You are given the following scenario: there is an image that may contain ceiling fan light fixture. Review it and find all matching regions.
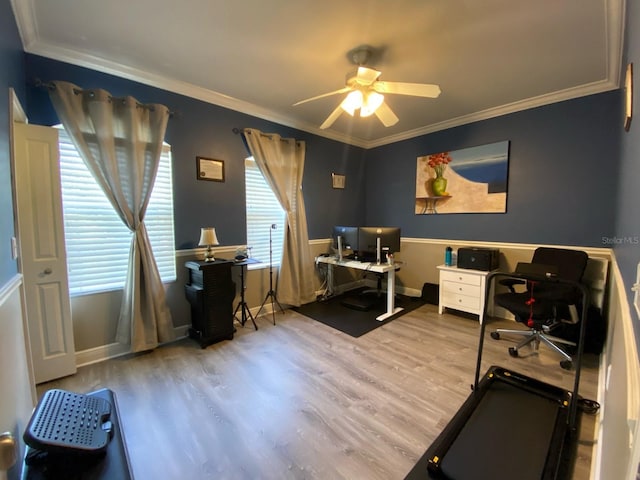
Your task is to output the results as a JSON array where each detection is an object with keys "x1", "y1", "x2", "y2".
[
  {"x1": 360, "y1": 91, "x2": 384, "y2": 117},
  {"x1": 341, "y1": 90, "x2": 363, "y2": 116},
  {"x1": 294, "y1": 45, "x2": 440, "y2": 129}
]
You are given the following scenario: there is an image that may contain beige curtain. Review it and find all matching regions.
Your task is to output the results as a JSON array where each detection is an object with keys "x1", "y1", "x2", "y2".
[
  {"x1": 243, "y1": 128, "x2": 316, "y2": 306},
  {"x1": 49, "y1": 81, "x2": 174, "y2": 352}
]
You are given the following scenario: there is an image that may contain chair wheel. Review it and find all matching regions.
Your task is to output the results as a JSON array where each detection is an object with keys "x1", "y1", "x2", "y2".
[
  {"x1": 508, "y1": 347, "x2": 519, "y2": 357},
  {"x1": 560, "y1": 360, "x2": 573, "y2": 370},
  {"x1": 490, "y1": 331, "x2": 500, "y2": 340}
]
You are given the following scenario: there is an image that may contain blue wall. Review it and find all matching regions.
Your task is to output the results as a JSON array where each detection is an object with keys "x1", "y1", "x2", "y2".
[
  {"x1": 5, "y1": 9, "x2": 635, "y2": 344},
  {"x1": 0, "y1": 0, "x2": 25, "y2": 285},
  {"x1": 20, "y1": 54, "x2": 625, "y2": 255},
  {"x1": 25, "y1": 54, "x2": 368, "y2": 249},
  {"x1": 364, "y1": 92, "x2": 620, "y2": 247}
]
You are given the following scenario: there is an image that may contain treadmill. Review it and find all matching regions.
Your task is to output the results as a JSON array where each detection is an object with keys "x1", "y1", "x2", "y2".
[{"x1": 405, "y1": 270, "x2": 592, "y2": 480}]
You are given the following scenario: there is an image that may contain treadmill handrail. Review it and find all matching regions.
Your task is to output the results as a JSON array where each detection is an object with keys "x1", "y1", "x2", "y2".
[{"x1": 475, "y1": 270, "x2": 590, "y2": 429}]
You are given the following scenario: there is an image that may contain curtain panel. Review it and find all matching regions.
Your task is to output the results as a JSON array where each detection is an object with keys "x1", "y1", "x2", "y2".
[
  {"x1": 49, "y1": 81, "x2": 174, "y2": 352},
  {"x1": 242, "y1": 128, "x2": 316, "y2": 307}
]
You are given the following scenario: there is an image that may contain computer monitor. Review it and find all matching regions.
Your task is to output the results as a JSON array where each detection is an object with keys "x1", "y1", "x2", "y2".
[
  {"x1": 332, "y1": 226, "x2": 359, "y2": 260},
  {"x1": 357, "y1": 226, "x2": 401, "y2": 263}
]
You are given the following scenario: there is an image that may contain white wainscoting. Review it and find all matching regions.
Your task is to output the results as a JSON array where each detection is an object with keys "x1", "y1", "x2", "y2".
[
  {"x1": 0, "y1": 275, "x2": 35, "y2": 479},
  {"x1": 592, "y1": 256, "x2": 640, "y2": 480}
]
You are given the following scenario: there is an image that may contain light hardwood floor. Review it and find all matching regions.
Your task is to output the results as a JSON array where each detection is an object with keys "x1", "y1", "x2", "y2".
[{"x1": 38, "y1": 304, "x2": 600, "y2": 479}]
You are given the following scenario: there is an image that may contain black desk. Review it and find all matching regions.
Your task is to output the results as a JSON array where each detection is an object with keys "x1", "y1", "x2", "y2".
[
  {"x1": 233, "y1": 258, "x2": 260, "y2": 330},
  {"x1": 22, "y1": 388, "x2": 133, "y2": 480}
]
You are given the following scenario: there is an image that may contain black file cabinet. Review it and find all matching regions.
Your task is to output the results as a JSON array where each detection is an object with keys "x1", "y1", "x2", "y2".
[{"x1": 184, "y1": 260, "x2": 235, "y2": 348}]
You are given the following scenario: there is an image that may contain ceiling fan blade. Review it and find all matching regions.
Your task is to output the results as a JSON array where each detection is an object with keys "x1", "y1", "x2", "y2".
[
  {"x1": 373, "y1": 81, "x2": 441, "y2": 98},
  {"x1": 319, "y1": 103, "x2": 345, "y2": 129},
  {"x1": 356, "y1": 66, "x2": 382, "y2": 84},
  {"x1": 374, "y1": 102, "x2": 399, "y2": 127},
  {"x1": 293, "y1": 86, "x2": 352, "y2": 106}
]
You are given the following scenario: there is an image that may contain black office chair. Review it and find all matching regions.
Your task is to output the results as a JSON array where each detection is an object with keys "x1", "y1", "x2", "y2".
[{"x1": 490, "y1": 247, "x2": 588, "y2": 370}]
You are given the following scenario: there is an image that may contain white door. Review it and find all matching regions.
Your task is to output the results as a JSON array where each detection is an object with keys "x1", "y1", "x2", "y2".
[{"x1": 13, "y1": 123, "x2": 76, "y2": 384}]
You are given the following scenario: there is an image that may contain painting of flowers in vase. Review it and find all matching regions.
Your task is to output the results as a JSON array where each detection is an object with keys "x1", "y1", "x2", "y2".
[{"x1": 415, "y1": 140, "x2": 510, "y2": 214}]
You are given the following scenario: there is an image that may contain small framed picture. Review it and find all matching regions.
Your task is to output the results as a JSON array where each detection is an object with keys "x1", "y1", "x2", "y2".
[
  {"x1": 332, "y1": 173, "x2": 346, "y2": 189},
  {"x1": 197, "y1": 157, "x2": 225, "y2": 182},
  {"x1": 625, "y1": 62, "x2": 633, "y2": 132}
]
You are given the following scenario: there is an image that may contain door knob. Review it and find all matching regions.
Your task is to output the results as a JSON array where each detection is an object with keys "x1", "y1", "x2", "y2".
[
  {"x1": 43, "y1": 268, "x2": 52, "y2": 275},
  {"x1": 0, "y1": 432, "x2": 17, "y2": 472}
]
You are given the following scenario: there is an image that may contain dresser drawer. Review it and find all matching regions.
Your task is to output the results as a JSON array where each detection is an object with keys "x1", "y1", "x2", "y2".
[
  {"x1": 441, "y1": 291, "x2": 481, "y2": 312},
  {"x1": 442, "y1": 281, "x2": 481, "y2": 297},
  {"x1": 440, "y1": 269, "x2": 482, "y2": 286}
]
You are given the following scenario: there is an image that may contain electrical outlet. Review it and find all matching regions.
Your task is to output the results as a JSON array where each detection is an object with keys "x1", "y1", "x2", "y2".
[{"x1": 11, "y1": 236, "x2": 18, "y2": 260}]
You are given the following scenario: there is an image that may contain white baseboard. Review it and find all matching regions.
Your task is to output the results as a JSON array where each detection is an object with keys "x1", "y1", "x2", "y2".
[{"x1": 75, "y1": 324, "x2": 191, "y2": 367}]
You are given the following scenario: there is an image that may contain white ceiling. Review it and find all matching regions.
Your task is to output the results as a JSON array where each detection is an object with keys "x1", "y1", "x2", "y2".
[{"x1": 11, "y1": 0, "x2": 625, "y2": 148}]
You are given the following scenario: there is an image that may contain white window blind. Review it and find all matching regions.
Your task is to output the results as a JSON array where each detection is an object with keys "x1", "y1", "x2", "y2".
[
  {"x1": 245, "y1": 157, "x2": 285, "y2": 265},
  {"x1": 57, "y1": 126, "x2": 176, "y2": 296}
]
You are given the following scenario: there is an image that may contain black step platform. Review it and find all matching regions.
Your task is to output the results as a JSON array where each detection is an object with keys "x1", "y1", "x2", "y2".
[{"x1": 22, "y1": 388, "x2": 133, "y2": 480}]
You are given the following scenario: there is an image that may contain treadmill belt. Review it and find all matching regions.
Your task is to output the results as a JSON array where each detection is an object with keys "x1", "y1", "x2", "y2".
[{"x1": 440, "y1": 380, "x2": 560, "y2": 480}]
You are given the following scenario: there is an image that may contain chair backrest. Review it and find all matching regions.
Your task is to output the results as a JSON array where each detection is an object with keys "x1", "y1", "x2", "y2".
[{"x1": 531, "y1": 247, "x2": 588, "y2": 283}]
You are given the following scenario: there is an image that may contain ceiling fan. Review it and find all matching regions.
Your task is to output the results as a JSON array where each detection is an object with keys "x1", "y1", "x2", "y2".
[{"x1": 293, "y1": 46, "x2": 441, "y2": 129}]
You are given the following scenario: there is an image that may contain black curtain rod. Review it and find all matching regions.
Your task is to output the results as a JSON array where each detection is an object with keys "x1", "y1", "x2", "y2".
[
  {"x1": 237, "y1": 128, "x2": 302, "y2": 144},
  {"x1": 33, "y1": 78, "x2": 177, "y2": 117}
]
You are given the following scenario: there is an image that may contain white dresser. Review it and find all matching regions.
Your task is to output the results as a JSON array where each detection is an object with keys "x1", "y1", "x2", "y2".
[{"x1": 438, "y1": 265, "x2": 492, "y2": 324}]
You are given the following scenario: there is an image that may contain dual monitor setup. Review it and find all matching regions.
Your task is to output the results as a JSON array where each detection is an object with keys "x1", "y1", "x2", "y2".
[{"x1": 332, "y1": 225, "x2": 401, "y2": 263}]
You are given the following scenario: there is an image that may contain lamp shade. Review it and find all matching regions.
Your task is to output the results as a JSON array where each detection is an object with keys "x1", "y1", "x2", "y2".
[
  {"x1": 340, "y1": 90, "x2": 363, "y2": 116},
  {"x1": 198, "y1": 227, "x2": 219, "y2": 246},
  {"x1": 360, "y1": 91, "x2": 384, "y2": 117}
]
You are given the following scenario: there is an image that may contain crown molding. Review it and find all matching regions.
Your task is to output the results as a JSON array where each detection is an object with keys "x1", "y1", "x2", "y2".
[
  {"x1": 21, "y1": 40, "x2": 372, "y2": 149},
  {"x1": 365, "y1": 78, "x2": 620, "y2": 149},
  {"x1": 14, "y1": 0, "x2": 624, "y2": 150},
  {"x1": 24, "y1": 37, "x2": 618, "y2": 151},
  {"x1": 10, "y1": 0, "x2": 37, "y2": 50}
]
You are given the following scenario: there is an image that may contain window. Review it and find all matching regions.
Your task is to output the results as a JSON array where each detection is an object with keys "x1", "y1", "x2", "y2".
[
  {"x1": 57, "y1": 126, "x2": 176, "y2": 296},
  {"x1": 244, "y1": 157, "x2": 285, "y2": 265}
]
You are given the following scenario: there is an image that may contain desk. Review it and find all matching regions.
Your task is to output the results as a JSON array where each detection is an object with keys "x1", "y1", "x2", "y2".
[
  {"x1": 316, "y1": 256, "x2": 403, "y2": 321},
  {"x1": 232, "y1": 258, "x2": 260, "y2": 330}
]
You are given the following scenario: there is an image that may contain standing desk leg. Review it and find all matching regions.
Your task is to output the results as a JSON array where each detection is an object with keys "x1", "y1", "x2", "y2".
[{"x1": 375, "y1": 268, "x2": 403, "y2": 321}]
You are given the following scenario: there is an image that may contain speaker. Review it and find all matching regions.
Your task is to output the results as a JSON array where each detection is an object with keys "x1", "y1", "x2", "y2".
[
  {"x1": 421, "y1": 283, "x2": 439, "y2": 305},
  {"x1": 457, "y1": 247, "x2": 499, "y2": 271}
]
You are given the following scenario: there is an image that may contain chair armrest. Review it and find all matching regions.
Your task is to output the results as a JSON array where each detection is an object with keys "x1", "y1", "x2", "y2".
[{"x1": 499, "y1": 278, "x2": 526, "y2": 293}]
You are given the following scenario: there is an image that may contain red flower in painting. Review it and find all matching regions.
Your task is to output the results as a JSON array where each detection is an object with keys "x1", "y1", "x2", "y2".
[{"x1": 427, "y1": 151, "x2": 452, "y2": 177}]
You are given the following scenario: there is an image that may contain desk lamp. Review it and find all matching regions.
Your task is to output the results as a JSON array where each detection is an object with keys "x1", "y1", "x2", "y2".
[{"x1": 198, "y1": 227, "x2": 219, "y2": 262}]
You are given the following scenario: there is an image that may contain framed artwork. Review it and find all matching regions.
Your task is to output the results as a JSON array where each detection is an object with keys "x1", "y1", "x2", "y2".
[
  {"x1": 332, "y1": 173, "x2": 346, "y2": 189},
  {"x1": 197, "y1": 157, "x2": 225, "y2": 182},
  {"x1": 625, "y1": 62, "x2": 633, "y2": 132},
  {"x1": 415, "y1": 141, "x2": 510, "y2": 214}
]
